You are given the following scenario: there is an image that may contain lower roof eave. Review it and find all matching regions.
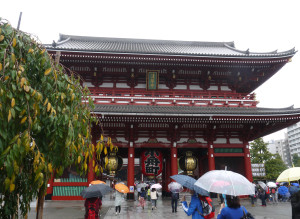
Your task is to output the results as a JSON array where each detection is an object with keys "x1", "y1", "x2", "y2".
[{"x1": 93, "y1": 111, "x2": 300, "y2": 118}]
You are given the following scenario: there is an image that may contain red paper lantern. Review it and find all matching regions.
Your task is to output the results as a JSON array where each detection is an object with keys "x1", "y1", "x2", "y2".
[{"x1": 141, "y1": 150, "x2": 163, "y2": 177}]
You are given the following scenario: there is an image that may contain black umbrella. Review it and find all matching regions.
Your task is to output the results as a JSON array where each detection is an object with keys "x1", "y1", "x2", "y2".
[{"x1": 80, "y1": 184, "x2": 113, "y2": 199}]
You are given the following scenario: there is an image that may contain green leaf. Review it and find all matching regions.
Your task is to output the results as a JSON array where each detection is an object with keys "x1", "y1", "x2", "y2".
[{"x1": 10, "y1": 108, "x2": 15, "y2": 118}]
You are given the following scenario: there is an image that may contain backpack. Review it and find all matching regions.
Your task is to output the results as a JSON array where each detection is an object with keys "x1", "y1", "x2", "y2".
[
  {"x1": 200, "y1": 197, "x2": 215, "y2": 219},
  {"x1": 240, "y1": 207, "x2": 255, "y2": 219},
  {"x1": 266, "y1": 187, "x2": 270, "y2": 194}
]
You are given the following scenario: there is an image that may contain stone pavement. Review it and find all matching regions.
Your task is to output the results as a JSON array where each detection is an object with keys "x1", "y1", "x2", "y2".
[{"x1": 27, "y1": 192, "x2": 292, "y2": 219}]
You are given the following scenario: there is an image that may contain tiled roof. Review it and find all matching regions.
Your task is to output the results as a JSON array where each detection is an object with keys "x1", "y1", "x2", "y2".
[
  {"x1": 94, "y1": 105, "x2": 300, "y2": 117},
  {"x1": 45, "y1": 34, "x2": 296, "y2": 58}
]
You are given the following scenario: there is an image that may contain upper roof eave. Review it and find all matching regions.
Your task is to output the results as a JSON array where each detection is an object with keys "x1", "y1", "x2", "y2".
[{"x1": 44, "y1": 34, "x2": 296, "y2": 59}]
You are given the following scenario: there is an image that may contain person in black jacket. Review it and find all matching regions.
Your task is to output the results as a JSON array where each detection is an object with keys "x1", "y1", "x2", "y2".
[
  {"x1": 171, "y1": 191, "x2": 179, "y2": 213},
  {"x1": 291, "y1": 189, "x2": 300, "y2": 219}
]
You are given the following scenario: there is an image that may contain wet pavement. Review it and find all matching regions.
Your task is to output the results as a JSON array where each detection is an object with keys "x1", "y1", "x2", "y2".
[{"x1": 27, "y1": 192, "x2": 292, "y2": 219}]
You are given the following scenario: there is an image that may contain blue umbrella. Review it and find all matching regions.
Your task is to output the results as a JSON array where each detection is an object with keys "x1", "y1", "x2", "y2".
[
  {"x1": 289, "y1": 186, "x2": 299, "y2": 195},
  {"x1": 170, "y1": 175, "x2": 209, "y2": 196},
  {"x1": 292, "y1": 183, "x2": 299, "y2": 187},
  {"x1": 278, "y1": 186, "x2": 288, "y2": 196}
]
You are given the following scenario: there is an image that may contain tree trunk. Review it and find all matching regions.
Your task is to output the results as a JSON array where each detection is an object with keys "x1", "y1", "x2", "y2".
[{"x1": 36, "y1": 188, "x2": 45, "y2": 219}]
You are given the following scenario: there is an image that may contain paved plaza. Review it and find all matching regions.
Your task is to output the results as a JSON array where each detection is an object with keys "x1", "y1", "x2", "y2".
[{"x1": 27, "y1": 192, "x2": 292, "y2": 219}]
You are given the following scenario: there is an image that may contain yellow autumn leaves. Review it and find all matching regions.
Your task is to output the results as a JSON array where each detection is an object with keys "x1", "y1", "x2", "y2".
[{"x1": 44, "y1": 68, "x2": 51, "y2": 76}]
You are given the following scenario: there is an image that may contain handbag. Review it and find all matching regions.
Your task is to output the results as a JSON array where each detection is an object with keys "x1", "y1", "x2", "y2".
[{"x1": 240, "y1": 207, "x2": 255, "y2": 219}]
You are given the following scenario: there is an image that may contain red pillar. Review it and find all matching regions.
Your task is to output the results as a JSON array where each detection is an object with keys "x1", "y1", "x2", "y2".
[
  {"x1": 46, "y1": 172, "x2": 55, "y2": 198},
  {"x1": 170, "y1": 146, "x2": 178, "y2": 177},
  {"x1": 127, "y1": 146, "x2": 135, "y2": 199},
  {"x1": 208, "y1": 143, "x2": 215, "y2": 171},
  {"x1": 244, "y1": 143, "x2": 253, "y2": 182}
]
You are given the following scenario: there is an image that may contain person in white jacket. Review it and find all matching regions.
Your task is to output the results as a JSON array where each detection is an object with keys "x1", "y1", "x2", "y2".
[
  {"x1": 114, "y1": 191, "x2": 124, "y2": 215},
  {"x1": 150, "y1": 188, "x2": 159, "y2": 210}
]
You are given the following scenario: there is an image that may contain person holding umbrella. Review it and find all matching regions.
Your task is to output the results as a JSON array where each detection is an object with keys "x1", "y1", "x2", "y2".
[
  {"x1": 114, "y1": 190, "x2": 124, "y2": 215},
  {"x1": 291, "y1": 188, "x2": 300, "y2": 219},
  {"x1": 81, "y1": 183, "x2": 112, "y2": 219},
  {"x1": 181, "y1": 190, "x2": 204, "y2": 219},
  {"x1": 217, "y1": 195, "x2": 251, "y2": 219},
  {"x1": 84, "y1": 197, "x2": 102, "y2": 219},
  {"x1": 138, "y1": 188, "x2": 146, "y2": 209},
  {"x1": 171, "y1": 191, "x2": 180, "y2": 213},
  {"x1": 168, "y1": 182, "x2": 183, "y2": 213},
  {"x1": 150, "y1": 188, "x2": 159, "y2": 210}
]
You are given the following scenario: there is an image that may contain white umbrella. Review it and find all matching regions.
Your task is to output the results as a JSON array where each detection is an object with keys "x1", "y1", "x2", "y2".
[
  {"x1": 258, "y1": 181, "x2": 267, "y2": 189},
  {"x1": 266, "y1": 182, "x2": 277, "y2": 188},
  {"x1": 137, "y1": 183, "x2": 147, "y2": 188},
  {"x1": 150, "y1": 183, "x2": 162, "y2": 190},
  {"x1": 168, "y1": 182, "x2": 183, "y2": 193},
  {"x1": 194, "y1": 170, "x2": 255, "y2": 196}
]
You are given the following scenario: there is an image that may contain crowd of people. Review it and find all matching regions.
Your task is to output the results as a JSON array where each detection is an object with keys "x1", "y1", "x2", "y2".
[{"x1": 82, "y1": 180, "x2": 300, "y2": 219}]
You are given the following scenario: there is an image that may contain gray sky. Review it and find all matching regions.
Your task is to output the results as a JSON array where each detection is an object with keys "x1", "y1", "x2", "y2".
[{"x1": 1, "y1": 0, "x2": 299, "y2": 141}]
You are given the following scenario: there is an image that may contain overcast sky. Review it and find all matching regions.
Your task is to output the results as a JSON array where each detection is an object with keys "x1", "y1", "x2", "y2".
[{"x1": 1, "y1": 0, "x2": 299, "y2": 141}]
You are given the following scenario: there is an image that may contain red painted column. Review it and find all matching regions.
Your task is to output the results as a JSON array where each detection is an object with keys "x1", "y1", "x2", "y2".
[
  {"x1": 170, "y1": 145, "x2": 178, "y2": 177},
  {"x1": 208, "y1": 143, "x2": 215, "y2": 171},
  {"x1": 127, "y1": 146, "x2": 135, "y2": 199},
  {"x1": 244, "y1": 143, "x2": 253, "y2": 182},
  {"x1": 46, "y1": 172, "x2": 55, "y2": 197}
]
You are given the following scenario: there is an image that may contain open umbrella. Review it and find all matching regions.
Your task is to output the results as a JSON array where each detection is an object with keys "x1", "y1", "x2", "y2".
[
  {"x1": 115, "y1": 183, "x2": 129, "y2": 193},
  {"x1": 278, "y1": 186, "x2": 289, "y2": 196},
  {"x1": 137, "y1": 183, "x2": 148, "y2": 189},
  {"x1": 150, "y1": 183, "x2": 162, "y2": 190},
  {"x1": 266, "y1": 182, "x2": 277, "y2": 188},
  {"x1": 292, "y1": 183, "x2": 299, "y2": 187},
  {"x1": 81, "y1": 183, "x2": 113, "y2": 199},
  {"x1": 258, "y1": 181, "x2": 267, "y2": 189},
  {"x1": 194, "y1": 170, "x2": 255, "y2": 196},
  {"x1": 289, "y1": 186, "x2": 299, "y2": 195},
  {"x1": 90, "y1": 180, "x2": 106, "y2": 185},
  {"x1": 170, "y1": 175, "x2": 209, "y2": 196},
  {"x1": 277, "y1": 167, "x2": 300, "y2": 182},
  {"x1": 168, "y1": 182, "x2": 183, "y2": 193}
]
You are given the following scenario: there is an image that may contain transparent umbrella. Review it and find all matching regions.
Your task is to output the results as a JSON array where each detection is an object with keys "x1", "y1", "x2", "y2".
[
  {"x1": 266, "y1": 182, "x2": 277, "y2": 188},
  {"x1": 150, "y1": 183, "x2": 162, "y2": 190},
  {"x1": 194, "y1": 170, "x2": 255, "y2": 196},
  {"x1": 137, "y1": 183, "x2": 148, "y2": 189},
  {"x1": 168, "y1": 182, "x2": 183, "y2": 193},
  {"x1": 258, "y1": 181, "x2": 267, "y2": 190}
]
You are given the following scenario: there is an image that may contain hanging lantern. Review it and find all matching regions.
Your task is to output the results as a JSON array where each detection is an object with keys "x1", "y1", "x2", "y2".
[
  {"x1": 179, "y1": 151, "x2": 198, "y2": 176},
  {"x1": 141, "y1": 150, "x2": 163, "y2": 177},
  {"x1": 105, "y1": 151, "x2": 123, "y2": 176}
]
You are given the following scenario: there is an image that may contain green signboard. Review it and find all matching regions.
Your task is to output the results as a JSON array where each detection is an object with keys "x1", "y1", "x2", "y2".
[{"x1": 146, "y1": 70, "x2": 159, "y2": 90}]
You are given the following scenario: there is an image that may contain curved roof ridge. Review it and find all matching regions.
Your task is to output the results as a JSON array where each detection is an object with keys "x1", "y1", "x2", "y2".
[
  {"x1": 225, "y1": 43, "x2": 296, "y2": 56},
  {"x1": 57, "y1": 34, "x2": 71, "y2": 46},
  {"x1": 58, "y1": 34, "x2": 234, "y2": 47},
  {"x1": 224, "y1": 43, "x2": 249, "y2": 54},
  {"x1": 255, "y1": 105, "x2": 295, "y2": 110}
]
